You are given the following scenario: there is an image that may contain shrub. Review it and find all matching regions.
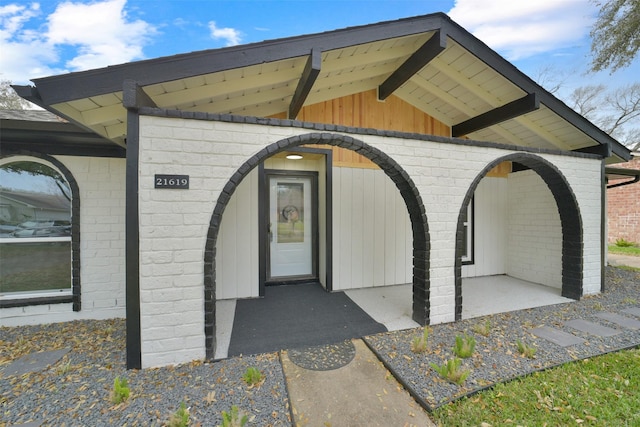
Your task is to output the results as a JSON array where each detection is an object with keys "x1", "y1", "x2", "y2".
[
  {"x1": 410, "y1": 327, "x2": 430, "y2": 353},
  {"x1": 219, "y1": 405, "x2": 248, "y2": 427},
  {"x1": 242, "y1": 366, "x2": 263, "y2": 386},
  {"x1": 430, "y1": 358, "x2": 470, "y2": 385},
  {"x1": 111, "y1": 377, "x2": 130, "y2": 404},
  {"x1": 516, "y1": 339, "x2": 537, "y2": 359},
  {"x1": 167, "y1": 402, "x2": 190, "y2": 427},
  {"x1": 453, "y1": 334, "x2": 476, "y2": 358},
  {"x1": 615, "y1": 238, "x2": 636, "y2": 247},
  {"x1": 472, "y1": 319, "x2": 491, "y2": 337}
]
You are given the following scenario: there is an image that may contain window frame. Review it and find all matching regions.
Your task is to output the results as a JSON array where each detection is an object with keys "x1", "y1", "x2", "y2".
[
  {"x1": 0, "y1": 155, "x2": 80, "y2": 310},
  {"x1": 461, "y1": 197, "x2": 474, "y2": 265}
]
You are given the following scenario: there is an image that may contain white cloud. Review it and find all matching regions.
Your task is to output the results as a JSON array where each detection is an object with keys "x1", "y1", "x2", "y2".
[
  {"x1": 46, "y1": 0, "x2": 157, "y2": 70},
  {"x1": 0, "y1": 0, "x2": 156, "y2": 83},
  {"x1": 209, "y1": 21, "x2": 241, "y2": 46},
  {"x1": 448, "y1": 0, "x2": 598, "y2": 60}
]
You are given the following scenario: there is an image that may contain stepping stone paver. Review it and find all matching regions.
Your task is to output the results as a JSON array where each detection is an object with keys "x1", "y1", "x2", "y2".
[
  {"x1": 622, "y1": 307, "x2": 640, "y2": 318},
  {"x1": 596, "y1": 312, "x2": 640, "y2": 330},
  {"x1": 1, "y1": 348, "x2": 70, "y2": 377},
  {"x1": 530, "y1": 326, "x2": 585, "y2": 347},
  {"x1": 564, "y1": 319, "x2": 621, "y2": 337}
]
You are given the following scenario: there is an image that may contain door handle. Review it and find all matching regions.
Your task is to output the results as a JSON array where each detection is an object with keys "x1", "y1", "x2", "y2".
[{"x1": 268, "y1": 222, "x2": 273, "y2": 242}]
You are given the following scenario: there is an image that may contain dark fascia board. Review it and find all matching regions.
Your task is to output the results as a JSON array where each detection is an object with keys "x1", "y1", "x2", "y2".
[
  {"x1": 452, "y1": 93, "x2": 539, "y2": 137},
  {"x1": 1, "y1": 118, "x2": 125, "y2": 157},
  {"x1": 439, "y1": 19, "x2": 631, "y2": 161},
  {"x1": 26, "y1": 13, "x2": 448, "y2": 106}
]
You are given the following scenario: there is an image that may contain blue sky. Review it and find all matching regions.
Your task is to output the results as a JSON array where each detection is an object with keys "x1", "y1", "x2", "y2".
[{"x1": 0, "y1": 0, "x2": 638, "y2": 102}]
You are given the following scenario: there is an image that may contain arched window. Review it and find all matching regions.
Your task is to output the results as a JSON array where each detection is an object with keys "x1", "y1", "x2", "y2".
[{"x1": 0, "y1": 159, "x2": 73, "y2": 304}]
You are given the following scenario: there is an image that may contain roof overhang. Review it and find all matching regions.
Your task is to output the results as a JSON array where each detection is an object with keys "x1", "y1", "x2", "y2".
[
  {"x1": 0, "y1": 111, "x2": 124, "y2": 158},
  {"x1": 13, "y1": 12, "x2": 631, "y2": 162}
]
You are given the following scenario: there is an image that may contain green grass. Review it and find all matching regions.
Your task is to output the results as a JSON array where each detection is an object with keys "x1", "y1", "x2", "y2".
[
  {"x1": 608, "y1": 244, "x2": 640, "y2": 256},
  {"x1": 433, "y1": 348, "x2": 640, "y2": 426}
]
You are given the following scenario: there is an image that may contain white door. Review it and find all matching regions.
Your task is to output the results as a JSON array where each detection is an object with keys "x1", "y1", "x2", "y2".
[{"x1": 267, "y1": 174, "x2": 316, "y2": 280}]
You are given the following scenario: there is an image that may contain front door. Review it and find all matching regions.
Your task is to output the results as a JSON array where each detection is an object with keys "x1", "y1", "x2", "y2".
[{"x1": 265, "y1": 171, "x2": 318, "y2": 283}]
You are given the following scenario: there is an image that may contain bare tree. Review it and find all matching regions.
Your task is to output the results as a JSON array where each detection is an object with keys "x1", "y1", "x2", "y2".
[
  {"x1": 590, "y1": 0, "x2": 640, "y2": 73},
  {"x1": 568, "y1": 83, "x2": 640, "y2": 147},
  {"x1": 0, "y1": 79, "x2": 32, "y2": 110}
]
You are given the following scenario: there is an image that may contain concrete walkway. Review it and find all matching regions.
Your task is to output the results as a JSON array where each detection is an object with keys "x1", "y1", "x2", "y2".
[
  {"x1": 608, "y1": 252, "x2": 640, "y2": 268},
  {"x1": 281, "y1": 339, "x2": 435, "y2": 426}
]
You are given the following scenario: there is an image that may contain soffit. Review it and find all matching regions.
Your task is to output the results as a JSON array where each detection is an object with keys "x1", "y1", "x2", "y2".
[{"x1": 21, "y1": 14, "x2": 628, "y2": 161}]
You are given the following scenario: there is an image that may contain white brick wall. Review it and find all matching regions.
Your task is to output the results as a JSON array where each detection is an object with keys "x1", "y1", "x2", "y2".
[
  {"x1": 1, "y1": 155, "x2": 126, "y2": 326},
  {"x1": 507, "y1": 170, "x2": 562, "y2": 287},
  {"x1": 138, "y1": 116, "x2": 603, "y2": 367}
]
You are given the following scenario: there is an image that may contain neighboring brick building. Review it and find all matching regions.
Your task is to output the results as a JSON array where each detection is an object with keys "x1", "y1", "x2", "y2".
[{"x1": 608, "y1": 151, "x2": 640, "y2": 244}]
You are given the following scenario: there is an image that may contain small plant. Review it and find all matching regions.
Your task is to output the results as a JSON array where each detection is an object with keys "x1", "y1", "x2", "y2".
[
  {"x1": 242, "y1": 366, "x2": 263, "y2": 386},
  {"x1": 219, "y1": 405, "x2": 248, "y2": 427},
  {"x1": 615, "y1": 238, "x2": 635, "y2": 247},
  {"x1": 410, "y1": 327, "x2": 430, "y2": 353},
  {"x1": 111, "y1": 377, "x2": 130, "y2": 404},
  {"x1": 453, "y1": 334, "x2": 476, "y2": 358},
  {"x1": 430, "y1": 358, "x2": 470, "y2": 385},
  {"x1": 472, "y1": 319, "x2": 491, "y2": 337},
  {"x1": 622, "y1": 297, "x2": 638, "y2": 304},
  {"x1": 516, "y1": 339, "x2": 537, "y2": 359},
  {"x1": 167, "y1": 402, "x2": 190, "y2": 427},
  {"x1": 592, "y1": 301, "x2": 604, "y2": 311},
  {"x1": 56, "y1": 360, "x2": 72, "y2": 375}
]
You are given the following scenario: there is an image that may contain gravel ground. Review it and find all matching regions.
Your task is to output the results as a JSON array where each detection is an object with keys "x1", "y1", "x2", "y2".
[
  {"x1": 0, "y1": 321, "x2": 290, "y2": 426},
  {"x1": 1, "y1": 266, "x2": 638, "y2": 425},
  {"x1": 364, "y1": 266, "x2": 640, "y2": 409}
]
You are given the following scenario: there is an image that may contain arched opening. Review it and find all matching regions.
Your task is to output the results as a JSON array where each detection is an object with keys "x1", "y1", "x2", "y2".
[
  {"x1": 454, "y1": 153, "x2": 583, "y2": 321},
  {"x1": 0, "y1": 153, "x2": 81, "y2": 310},
  {"x1": 203, "y1": 133, "x2": 430, "y2": 359}
]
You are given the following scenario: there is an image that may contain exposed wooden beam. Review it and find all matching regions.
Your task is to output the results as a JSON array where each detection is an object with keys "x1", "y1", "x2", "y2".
[
  {"x1": 452, "y1": 93, "x2": 539, "y2": 137},
  {"x1": 378, "y1": 30, "x2": 446, "y2": 100},
  {"x1": 574, "y1": 143, "x2": 611, "y2": 158},
  {"x1": 123, "y1": 80, "x2": 157, "y2": 110},
  {"x1": 289, "y1": 48, "x2": 322, "y2": 119}
]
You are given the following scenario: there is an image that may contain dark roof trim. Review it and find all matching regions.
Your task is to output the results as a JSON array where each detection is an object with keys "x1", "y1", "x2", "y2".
[
  {"x1": 1, "y1": 116, "x2": 125, "y2": 158},
  {"x1": 452, "y1": 92, "x2": 539, "y2": 137},
  {"x1": 378, "y1": 30, "x2": 446, "y2": 100},
  {"x1": 289, "y1": 48, "x2": 322, "y2": 119},
  {"x1": 25, "y1": 13, "x2": 448, "y2": 106},
  {"x1": 605, "y1": 166, "x2": 640, "y2": 189}
]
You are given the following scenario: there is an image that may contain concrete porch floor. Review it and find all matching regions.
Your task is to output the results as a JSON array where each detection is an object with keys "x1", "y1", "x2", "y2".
[{"x1": 215, "y1": 275, "x2": 572, "y2": 359}]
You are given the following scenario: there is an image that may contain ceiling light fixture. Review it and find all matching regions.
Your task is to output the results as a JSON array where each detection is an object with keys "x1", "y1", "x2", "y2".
[{"x1": 286, "y1": 154, "x2": 303, "y2": 160}]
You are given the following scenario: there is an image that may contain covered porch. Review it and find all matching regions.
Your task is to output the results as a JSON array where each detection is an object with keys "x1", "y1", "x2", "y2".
[{"x1": 214, "y1": 276, "x2": 572, "y2": 359}]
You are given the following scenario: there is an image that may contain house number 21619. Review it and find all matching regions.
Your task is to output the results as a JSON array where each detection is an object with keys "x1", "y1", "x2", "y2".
[{"x1": 154, "y1": 174, "x2": 189, "y2": 189}]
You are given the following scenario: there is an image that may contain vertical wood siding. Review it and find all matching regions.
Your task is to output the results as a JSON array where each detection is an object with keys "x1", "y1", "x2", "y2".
[
  {"x1": 462, "y1": 177, "x2": 508, "y2": 278},
  {"x1": 332, "y1": 167, "x2": 412, "y2": 290}
]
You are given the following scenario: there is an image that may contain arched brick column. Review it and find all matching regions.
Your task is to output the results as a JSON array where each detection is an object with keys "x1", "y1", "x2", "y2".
[
  {"x1": 203, "y1": 133, "x2": 430, "y2": 359},
  {"x1": 454, "y1": 153, "x2": 583, "y2": 321},
  {"x1": 0, "y1": 152, "x2": 81, "y2": 311}
]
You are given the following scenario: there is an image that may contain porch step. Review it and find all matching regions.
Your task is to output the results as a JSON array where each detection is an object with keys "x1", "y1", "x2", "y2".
[
  {"x1": 530, "y1": 326, "x2": 585, "y2": 347},
  {"x1": 564, "y1": 319, "x2": 621, "y2": 337}
]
